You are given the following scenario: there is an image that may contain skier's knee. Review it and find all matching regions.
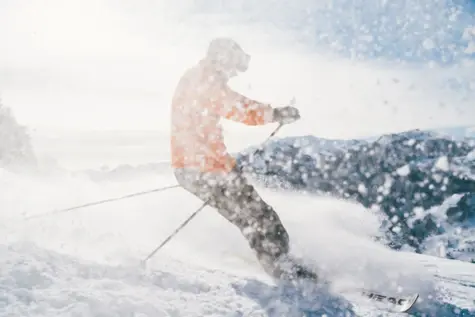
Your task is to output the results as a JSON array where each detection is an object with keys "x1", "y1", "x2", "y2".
[{"x1": 246, "y1": 227, "x2": 289, "y2": 259}]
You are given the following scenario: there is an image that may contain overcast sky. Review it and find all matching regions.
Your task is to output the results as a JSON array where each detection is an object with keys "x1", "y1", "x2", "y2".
[{"x1": 1, "y1": 0, "x2": 474, "y2": 140}]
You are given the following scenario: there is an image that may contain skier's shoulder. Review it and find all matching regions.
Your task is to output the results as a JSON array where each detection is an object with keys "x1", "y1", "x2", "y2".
[{"x1": 174, "y1": 62, "x2": 236, "y2": 110}]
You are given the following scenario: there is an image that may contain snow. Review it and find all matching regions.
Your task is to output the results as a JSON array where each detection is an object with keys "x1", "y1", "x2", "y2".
[
  {"x1": 435, "y1": 156, "x2": 450, "y2": 172},
  {"x1": 1, "y1": 1, "x2": 475, "y2": 316},
  {"x1": 1, "y1": 160, "x2": 475, "y2": 316},
  {"x1": 396, "y1": 165, "x2": 411, "y2": 177}
]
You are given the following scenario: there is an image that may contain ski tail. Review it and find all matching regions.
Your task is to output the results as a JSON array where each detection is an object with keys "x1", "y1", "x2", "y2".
[{"x1": 360, "y1": 290, "x2": 419, "y2": 313}]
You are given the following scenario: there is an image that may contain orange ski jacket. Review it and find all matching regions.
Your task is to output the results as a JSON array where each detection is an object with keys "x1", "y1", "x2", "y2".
[{"x1": 170, "y1": 61, "x2": 275, "y2": 173}]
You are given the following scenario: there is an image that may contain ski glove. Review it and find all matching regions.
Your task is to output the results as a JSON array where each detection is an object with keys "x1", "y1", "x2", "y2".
[{"x1": 272, "y1": 106, "x2": 301, "y2": 124}]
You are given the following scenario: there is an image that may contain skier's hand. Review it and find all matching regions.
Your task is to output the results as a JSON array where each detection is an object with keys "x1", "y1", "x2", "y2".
[{"x1": 272, "y1": 106, "x2": 301, "y2": 125}]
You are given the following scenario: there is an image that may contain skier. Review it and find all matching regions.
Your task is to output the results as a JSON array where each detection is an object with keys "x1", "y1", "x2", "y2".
[{"x1": 170, "y1": 37, "x2": 317, "y2": 282}]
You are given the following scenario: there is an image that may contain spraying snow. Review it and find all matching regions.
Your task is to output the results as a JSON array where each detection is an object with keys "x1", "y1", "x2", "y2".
[{"x1": 1, "y1": 0, "x2": 475, "y2": 316}]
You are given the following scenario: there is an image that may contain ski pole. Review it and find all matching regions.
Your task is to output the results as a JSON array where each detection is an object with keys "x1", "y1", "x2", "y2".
[
  {"x1": 141, "y1": 201, "x2": 208, "y2": 265},
  {"x1": 141, "y1": 123, "x2": 284, "y2": 265},
  {"x1": 25, "y1": 184, "x2": 181, "y2": 220}
]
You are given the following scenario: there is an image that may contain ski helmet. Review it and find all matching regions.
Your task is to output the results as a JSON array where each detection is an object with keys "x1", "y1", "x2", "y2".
[{"x1": 206, "y1": 37, "x2": 251, "y2": 73}]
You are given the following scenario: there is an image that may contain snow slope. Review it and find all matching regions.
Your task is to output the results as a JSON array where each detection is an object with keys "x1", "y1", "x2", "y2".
[{"x1": 1, "y1": 161, "x2": 475, "y2": 316}]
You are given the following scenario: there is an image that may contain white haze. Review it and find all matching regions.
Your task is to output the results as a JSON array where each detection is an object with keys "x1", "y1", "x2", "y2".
[
  {"x1": 1, "y1": 2, "x2": 475, "y2": 316},
  {"x1": 1, "y1": 1, "x2": 474, "y2": 170}
]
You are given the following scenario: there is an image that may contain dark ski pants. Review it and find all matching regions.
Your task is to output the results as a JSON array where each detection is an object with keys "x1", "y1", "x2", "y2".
[{"x1": 173, "y1": 167, "x2": 293, "y2": 278}]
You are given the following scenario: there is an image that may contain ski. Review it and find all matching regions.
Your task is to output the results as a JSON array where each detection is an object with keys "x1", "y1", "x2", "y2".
[
  {"x1": 325, "y1": 280, "x2": 419, "y2": 313},
  {"x1": 297, "y1": 278, "x2": 420, "y2": 313},
  {"x1": 359, "y1": 290, "x2": 419, "y2": 313}
]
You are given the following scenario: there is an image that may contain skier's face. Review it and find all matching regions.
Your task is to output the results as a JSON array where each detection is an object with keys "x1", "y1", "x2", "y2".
[
  {"x1": 235, "y1": 51, "x2": 250, "y2": 73},
  {"x1": 218, "y1": 52, "x2": 250, "y2": 78}
]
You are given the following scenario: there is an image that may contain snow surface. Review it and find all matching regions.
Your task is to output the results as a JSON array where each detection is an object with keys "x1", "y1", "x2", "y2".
[{"x1": 1, "y1": 156, "x2": 475, "y2": 316}]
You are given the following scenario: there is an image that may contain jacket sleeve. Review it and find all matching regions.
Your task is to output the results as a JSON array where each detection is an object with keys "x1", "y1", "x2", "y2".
[{"x1": 208, "y1": 85, "x2": 276, "y2": 126}]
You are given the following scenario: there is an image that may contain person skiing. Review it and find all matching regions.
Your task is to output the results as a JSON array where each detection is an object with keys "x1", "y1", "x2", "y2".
[{"x1": 170, "y1": 37, "x2": 317, "y2": 282}]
